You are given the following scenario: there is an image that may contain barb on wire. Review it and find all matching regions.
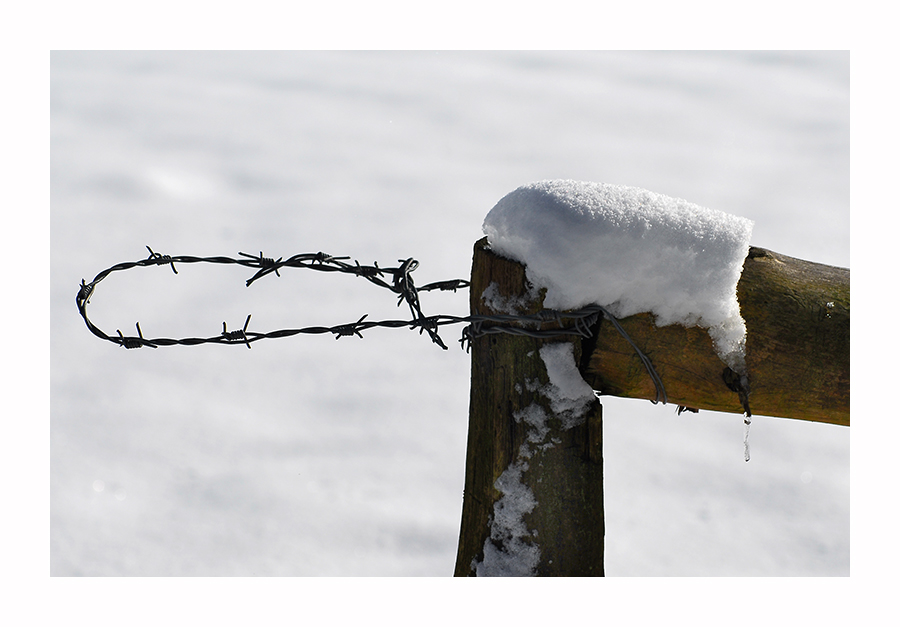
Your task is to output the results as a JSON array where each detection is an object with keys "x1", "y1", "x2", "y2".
[
  {"x1": 332, "y1": 315, "x2": 369, "y2": 340},
  {"x1": 117, "y1": 321, "x2": 157, "y2": 349},
  {"x1": 76, "y1": 247, "x2": 667, "y2": 404},
  {"x1": 146, "y1": 246, "x2": 178, "y2": 274},
  {"x1": 222, "y1": 315, "x2": 253, "y2": 349},
  {"x1": 240, "y1": 251, "x2": 285, "y2": 286}
]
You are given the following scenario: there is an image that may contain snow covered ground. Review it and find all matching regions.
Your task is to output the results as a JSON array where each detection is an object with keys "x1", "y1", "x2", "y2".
[{"x1": 50, "y1": 51, "x2": 849, "y2": 576}]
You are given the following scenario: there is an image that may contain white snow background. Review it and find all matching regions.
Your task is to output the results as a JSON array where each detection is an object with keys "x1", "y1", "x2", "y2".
[{"x1": 50, "y1": 51, "x2": 849, "y2": 576}]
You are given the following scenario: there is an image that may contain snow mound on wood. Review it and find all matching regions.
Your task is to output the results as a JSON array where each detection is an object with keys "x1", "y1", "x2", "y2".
[{"x1": 483, "y1": 180, "x2": 753, "y2": 371}]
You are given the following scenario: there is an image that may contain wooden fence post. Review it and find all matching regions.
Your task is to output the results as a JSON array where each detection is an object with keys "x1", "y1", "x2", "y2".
[
  {"x1": 454, "y1": 238, "x2": 605, "y2": 576},
  {"x1": 454, "y1": 238, "x2": 849, "y2": 576}
]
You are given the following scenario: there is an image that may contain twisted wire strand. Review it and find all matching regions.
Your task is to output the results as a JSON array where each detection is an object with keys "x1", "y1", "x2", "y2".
[{"x1": 76, "y1": 247, "x2": 667, "y2": 404}]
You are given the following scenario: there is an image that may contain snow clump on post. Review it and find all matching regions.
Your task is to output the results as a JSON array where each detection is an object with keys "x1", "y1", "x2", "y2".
[{"x1": 482, "y1": 180, "x2": 754, "y2": 373}]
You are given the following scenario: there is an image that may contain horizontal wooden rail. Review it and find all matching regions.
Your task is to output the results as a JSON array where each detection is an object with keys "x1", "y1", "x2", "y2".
[{"x1": 581, "y1": 246, "x2": 849, "y2": 426}]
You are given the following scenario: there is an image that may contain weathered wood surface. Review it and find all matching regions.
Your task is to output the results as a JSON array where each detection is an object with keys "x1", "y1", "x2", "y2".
[
  {"x1": 454, "y1": 239, "x2": 604, "y2": 576},
  {"x1": 582, "y1": 246, "x2": 849, "y2": 426},
  {"x1": 454, "y1": 238, "x2": 849, "y2": 577}
]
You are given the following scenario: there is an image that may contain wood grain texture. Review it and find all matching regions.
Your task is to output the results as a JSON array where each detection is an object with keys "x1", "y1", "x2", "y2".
[
  {"x1": 582, "y1": 246, "x2": 849, "y2": 426},
  {"x1": 454, "y1": 239, "x2": 849, "y2": 577},
  {"x1": 454, "y1": 238, "x2": 604, "y2": 576}
]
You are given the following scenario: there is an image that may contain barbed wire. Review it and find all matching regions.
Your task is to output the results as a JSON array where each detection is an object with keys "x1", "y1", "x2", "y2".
[{"x1": 76, "y1": 246, "x2": 667, "y2": 404}]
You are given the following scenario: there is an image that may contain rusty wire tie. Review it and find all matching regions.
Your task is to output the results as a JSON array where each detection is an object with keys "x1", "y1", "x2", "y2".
[{"x1": 76, "y1": 247, "x2": 667, "y2": 403}]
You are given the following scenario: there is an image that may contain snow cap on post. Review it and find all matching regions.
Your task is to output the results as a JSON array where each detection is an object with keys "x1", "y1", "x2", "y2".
[{"x1": 482, "y1": 180, "x2": 754, "y2": 372}]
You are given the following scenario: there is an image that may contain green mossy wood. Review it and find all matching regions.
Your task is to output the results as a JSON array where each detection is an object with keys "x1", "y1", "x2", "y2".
[{"x1": 454, "y1": 238, "x2": 849, "y2": 577}]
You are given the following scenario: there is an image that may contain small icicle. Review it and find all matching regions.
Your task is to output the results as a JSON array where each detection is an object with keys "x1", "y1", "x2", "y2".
[{"x1": 743, "y1": 416, "x2": 752, "y2": 462}]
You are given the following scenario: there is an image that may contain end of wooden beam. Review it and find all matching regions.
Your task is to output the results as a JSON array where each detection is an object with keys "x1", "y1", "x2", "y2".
[{"x1": 582, "y1": 247, "x2": 849, "y2": 426}]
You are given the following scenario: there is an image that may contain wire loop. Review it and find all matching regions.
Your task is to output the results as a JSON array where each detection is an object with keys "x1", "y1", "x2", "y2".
[{"x1": 77, "y1": 246, "x2": 667, "y2": 404}]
